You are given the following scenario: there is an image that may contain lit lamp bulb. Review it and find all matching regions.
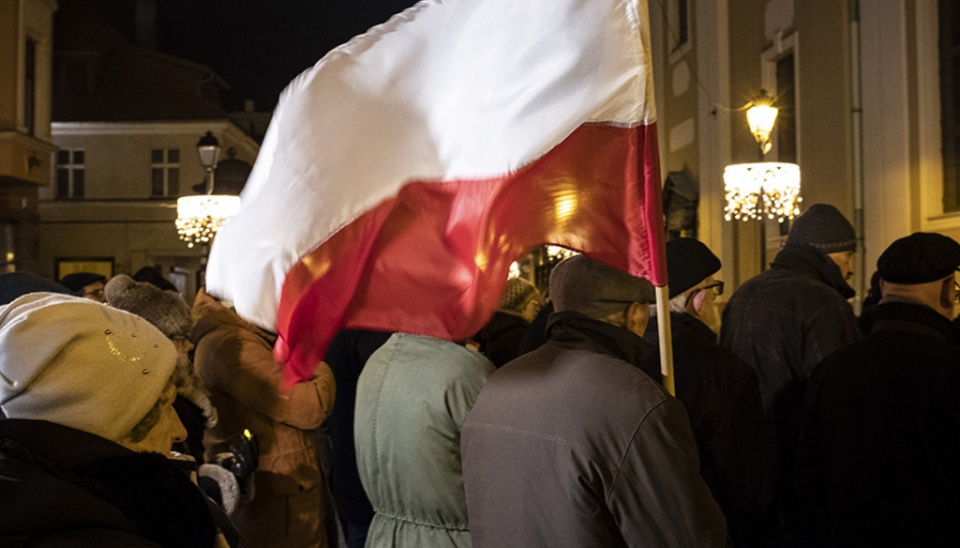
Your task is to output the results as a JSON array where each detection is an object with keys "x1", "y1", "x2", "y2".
[{"x1": 746, "y1": 99, "x2": 779, "y2": 155}]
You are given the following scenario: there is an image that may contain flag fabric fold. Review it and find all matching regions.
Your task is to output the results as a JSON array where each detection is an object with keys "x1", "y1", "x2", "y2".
[{"x1": 206, "y1": 0, "x2": 667, "y2": 385}]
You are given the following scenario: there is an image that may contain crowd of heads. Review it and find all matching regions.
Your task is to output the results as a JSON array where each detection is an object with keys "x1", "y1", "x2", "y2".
[{"x1": 3, "y1": 203, "x2": 960, "y2": 546}]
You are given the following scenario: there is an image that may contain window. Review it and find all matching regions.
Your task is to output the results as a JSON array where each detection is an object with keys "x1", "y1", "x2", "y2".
[
  {"x1": 56, "y1": 149, "x2": 85, "y2": 199},
  {"x1": 151, "y1": 149, "x2": 180, "y2": 197},
  {"x1": 776, "y1": 54, "x2": 797, "y2": 164},
  {"x1": 941, "y1": 0, "x2": 960, "y2": 210},
  {"x1": 762, "y1": 32, "x2": 799, "y2": 237},
  {"x1": 24, "y1": 39, "x2": 36, "y2": 136}
]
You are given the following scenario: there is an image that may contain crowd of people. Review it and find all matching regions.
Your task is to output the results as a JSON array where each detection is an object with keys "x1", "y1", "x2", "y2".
[{"x1": 2, "y1": 201, "x2": 960, "y2": 547}]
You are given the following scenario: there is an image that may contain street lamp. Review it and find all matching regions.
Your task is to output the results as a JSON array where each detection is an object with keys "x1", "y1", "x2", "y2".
[
  {"x1": 175, "y1": 131, "x2": 242, "y2": 248},
  {"x1": 723, "y1": 90, "x2": 801, "y2": 270},
  {"x1": 746, "y1": 91, "x2": 779, "y2": 156}
]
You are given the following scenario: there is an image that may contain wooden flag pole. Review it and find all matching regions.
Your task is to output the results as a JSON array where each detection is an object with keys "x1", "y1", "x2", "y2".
[{"x1": 655, "y1": 284, "x2": 676, "y2": 396}]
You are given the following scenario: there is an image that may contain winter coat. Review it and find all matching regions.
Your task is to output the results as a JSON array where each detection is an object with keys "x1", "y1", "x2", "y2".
[
  {"x1": 461, "y1": 312, "x2": 729, "y2": 548},
  {"x1": 475, "y1": 311, "x2": 528, "y2": 367},
  {"x1": 795, "y1": 302, "x2": 960, "y2": 546},
  {"x1": 644, "y1": 312, "x2": 773, "y2": 546},
  {"x1": 719, "y1": 243, "x2": 859, "y2": 527},
  {"x1": 323, "y1": 328, "x2": 392, "y2": 548},
  {"x1": 191, "y1": 289, "x2": 336, "y2": 548},
  {"x1": 0, "y1": 419, "x2": 222, "y2": 547},
  {"x1": 354, "y1": 333, "x2": 495, "y2": 548}
]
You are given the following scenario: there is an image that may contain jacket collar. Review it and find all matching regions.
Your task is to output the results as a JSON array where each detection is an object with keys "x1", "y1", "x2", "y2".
[
  {"x1": 872, "y1": 301, "x2": 960, "y2": 346},
  {"x1": 0, "y1": 419, "x2": 218, "y2": 548},
  {"x1": 0, "y1": 419, "x2": 131, "y2": 469},
  {"x1": 771, "y1": 243, "x2": 856, "y2": 299},
  {"x1": 645, "y1": 312, "x2": 717, "y2": 345},
  {"x1": 546, "y1": 311, "x2": 652, "y2": 368}
]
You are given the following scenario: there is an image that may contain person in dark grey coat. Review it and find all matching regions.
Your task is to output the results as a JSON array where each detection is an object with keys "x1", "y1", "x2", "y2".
[
  {"x1": 461, "y1": 255, "x2": 728, "y2": 548},
  {"x1": 720, "y1": 203, "x2": 859, "y2": 539},
  {"x1": 643, "y1": 238, "x2": 772, "y2": 546},
  {"x1": 795, "y1": 232, "x2": 960, "y2": 546}
]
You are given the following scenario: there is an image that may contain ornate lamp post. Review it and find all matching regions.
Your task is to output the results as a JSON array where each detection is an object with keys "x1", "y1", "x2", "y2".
[
  {"x1": 724, "y1": 91, "x2": 801, "y2": 271},
  {"x1": 175, "y1": 131, "x2": 242, "y2": 248}
]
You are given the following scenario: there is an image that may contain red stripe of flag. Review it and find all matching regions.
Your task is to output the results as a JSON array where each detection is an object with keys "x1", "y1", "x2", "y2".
[{"x1": 275, "y1": 123, "x2": 665, "y2": 385}]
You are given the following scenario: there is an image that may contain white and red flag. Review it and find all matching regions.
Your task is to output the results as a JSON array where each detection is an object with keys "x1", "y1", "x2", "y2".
[{"x1": 206, "y1": 0, "x2": 667, "y2": 385}]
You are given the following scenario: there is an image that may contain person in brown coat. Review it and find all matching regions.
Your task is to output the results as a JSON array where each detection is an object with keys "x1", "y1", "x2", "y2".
[{"x1": 191, "y1": 288, "x2": 336, "y2": 548}]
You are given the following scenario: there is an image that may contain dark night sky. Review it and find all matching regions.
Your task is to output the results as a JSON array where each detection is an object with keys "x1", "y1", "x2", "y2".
[{"x1": 88, "y1": 0, "x2": 420, "y2": 111}]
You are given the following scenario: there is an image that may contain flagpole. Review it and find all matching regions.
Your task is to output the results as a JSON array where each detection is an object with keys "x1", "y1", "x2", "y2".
[{"x1": 655, "y1": 284, "x2": 676, "y2": 396}]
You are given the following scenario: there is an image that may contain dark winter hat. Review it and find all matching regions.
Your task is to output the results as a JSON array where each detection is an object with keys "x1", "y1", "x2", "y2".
[
  {"x1": 665, "y1": 238, "x2": 722, "y2": 298},
  {"x1": 876, "y1": 232, "x2": 960, "y2": 285},
  {"x1": 105, "y1": 274, "x2": 191, "y2": 339},
  {"x1": 550, "y1": 255, "x2": 655, "y2": 319},
  {"x1": 786, "y1": 204, "x2": 857, "y2": 253},
  {"x1": 59, "y1": 272, "x2": 106, "y2": 293},
  {"x1": 0, "y1": 272, "x2": 71, "y2": 305},
  {"x1": 133, "y1": 266, "x2": 178, "y2": 293}
]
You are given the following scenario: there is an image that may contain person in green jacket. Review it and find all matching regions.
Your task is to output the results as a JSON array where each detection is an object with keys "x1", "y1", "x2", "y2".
[{"x1": 355, "y1": 333, "x2": 495, "y2": 547}]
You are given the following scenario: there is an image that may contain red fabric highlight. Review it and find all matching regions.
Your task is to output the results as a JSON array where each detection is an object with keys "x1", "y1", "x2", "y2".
[{"x1": 275, "y1": 123, "x2": 665, "y2": 385}]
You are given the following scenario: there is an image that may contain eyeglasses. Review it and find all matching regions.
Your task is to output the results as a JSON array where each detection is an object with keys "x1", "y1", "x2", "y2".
[
  {"x1": 701, "y1": 280, "x2": 725, "y2": 296},
  {"x1": 954, "y1": 281, "x2": 960, "y2": 304}
]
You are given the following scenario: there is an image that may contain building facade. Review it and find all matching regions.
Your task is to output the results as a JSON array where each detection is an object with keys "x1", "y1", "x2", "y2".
[
  {"x1": 0, "y1": 0, "x2": 58, "y2": 274},
  {"x1": 39, "y1": 0, "x2": 260, "y2": 300},
  {"x1": 649, "y1": 0, "x2": 957, "y2": 307}
]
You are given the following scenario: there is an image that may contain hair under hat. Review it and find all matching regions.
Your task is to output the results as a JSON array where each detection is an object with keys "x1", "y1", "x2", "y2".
[
  {"x1": 549, "y1": 255, "x2": 655, "y2": 319},
  {"x1": 105, "y1": 275, "x2": 191, "y2": 339},
  {"x1": 786, "y1": 203, "x2": 857, "y2": 253},
  {"x1": 498, "y1": 277, "x2": 541, "y2": 317},
  {"x1": 665, "y1": 238, "x2": 722, "y2": 298},
  {"x1": 877, "y1": 232, "x2": 960, "y2": 285},
  {"x1": 0, "y1": 293, "x2": 177, "y2": 443}
]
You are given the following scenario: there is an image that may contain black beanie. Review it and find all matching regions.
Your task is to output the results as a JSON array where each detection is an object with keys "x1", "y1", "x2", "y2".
[
  {"x1": 877, "y1": 232, "x2": 960, "y2": 284},
  {"x1": 59, "y1": 272, "x2": 106, "y2": 293},
  {"x1": 786, "y1": 204, "x2": 857, "y2": 253},
  {"x1": 665, "y1": 238, "x2": 722, "y2": 298}
]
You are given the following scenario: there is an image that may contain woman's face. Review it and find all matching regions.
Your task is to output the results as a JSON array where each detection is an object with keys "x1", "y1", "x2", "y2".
[{"x1": 119, "y1": 382, "x2": 187, "y2": 455}]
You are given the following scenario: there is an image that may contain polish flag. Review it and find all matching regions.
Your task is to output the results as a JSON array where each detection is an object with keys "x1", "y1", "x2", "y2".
[{"x1": 206, "y1": 0, "x2": 667, "y2": 385}]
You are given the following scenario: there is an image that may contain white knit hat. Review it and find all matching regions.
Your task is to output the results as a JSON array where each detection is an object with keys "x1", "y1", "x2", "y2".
[{"x1": 0, "y1": 293, "x2": 177, "y2": 442}]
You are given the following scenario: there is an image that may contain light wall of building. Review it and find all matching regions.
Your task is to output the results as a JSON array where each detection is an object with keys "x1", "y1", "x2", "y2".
[
  {"x1": 39, "y1": 120, "x2": 259, "y2": 299},
  {"x1": 0, "y1": 0, "x2": 57, "y2": 273},
  {"x1": 651, "y1": 0, "x2": 951, "y2": 304}
]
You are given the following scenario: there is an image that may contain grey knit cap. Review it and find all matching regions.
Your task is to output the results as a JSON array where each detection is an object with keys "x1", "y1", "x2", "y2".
[
  {"x1": 105, "y1": 275, "x2": 191, "y2": 339},
  {"x1": 549, "y1": 255, "x2": 655, "y2": 319},
  {"x1": 786, "y1": 203, "x2": 857, "y2": 252}
]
